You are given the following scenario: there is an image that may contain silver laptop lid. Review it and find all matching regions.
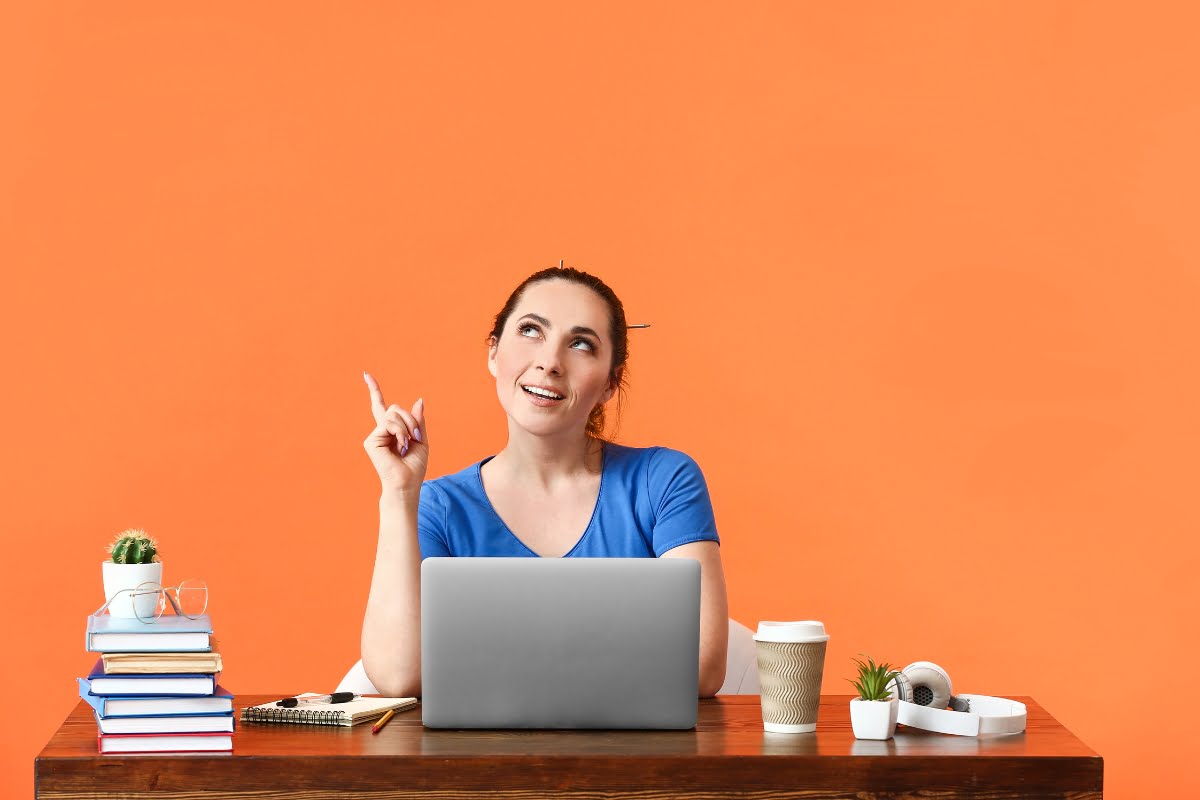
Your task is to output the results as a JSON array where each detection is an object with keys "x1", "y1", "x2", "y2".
[{"x1": 421, "y1": 557, "x2": 700, "y2": 729}]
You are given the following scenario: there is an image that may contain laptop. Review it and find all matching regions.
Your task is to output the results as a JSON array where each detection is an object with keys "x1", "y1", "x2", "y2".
[{"x1": 421, "y1": 557, "x2": 700, "y2": 729}]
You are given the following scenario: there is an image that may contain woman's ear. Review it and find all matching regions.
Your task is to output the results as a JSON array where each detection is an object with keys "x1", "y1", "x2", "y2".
[
  {"x1": 487, "y1": 336, "x2": 498, "y2": 378},
  {"x1": 599, "y1": 367, "x2": 623, "y2": 404}
]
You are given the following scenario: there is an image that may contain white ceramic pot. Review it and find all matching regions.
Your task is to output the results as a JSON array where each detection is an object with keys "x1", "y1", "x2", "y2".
[
  {"x1": 850, "y1": 697, "x2": 899, "y2": 740},
  {"x1": 101, "y1": 561, "x2": 163, "y2": 618}
]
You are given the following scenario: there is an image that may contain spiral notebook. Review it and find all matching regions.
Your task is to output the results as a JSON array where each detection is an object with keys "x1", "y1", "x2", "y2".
[{"x1": 241, "y1": 693, "x2": 417, "y2": 727}]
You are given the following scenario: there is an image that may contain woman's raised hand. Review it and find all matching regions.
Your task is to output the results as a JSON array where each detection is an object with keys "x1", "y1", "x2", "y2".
[{"x1": 362, "y1": 372, "x2": 428, "y2": 494}]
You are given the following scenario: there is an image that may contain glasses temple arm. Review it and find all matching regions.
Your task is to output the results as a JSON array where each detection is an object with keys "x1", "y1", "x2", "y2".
[{"x1": 162, "y1": 590, "x2": 183, "y2": 615}]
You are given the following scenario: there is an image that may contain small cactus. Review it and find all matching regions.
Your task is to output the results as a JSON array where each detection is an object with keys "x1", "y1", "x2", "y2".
[{"x1": 106, "y1": 528, "x2": 160, "y2": 564}]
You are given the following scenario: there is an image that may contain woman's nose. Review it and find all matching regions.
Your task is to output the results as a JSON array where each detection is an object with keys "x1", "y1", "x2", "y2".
[{"x1": 535, "y1": 346, "x2": 563, "y2": 374}]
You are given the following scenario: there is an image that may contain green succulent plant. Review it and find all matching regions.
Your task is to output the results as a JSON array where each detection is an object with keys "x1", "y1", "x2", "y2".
[
  {"x1": 847, "y1": 654, "x2": 901, "y2": 702},
  {"x1": 106, "y1": 528, "x2": 160, "y2": 564}
]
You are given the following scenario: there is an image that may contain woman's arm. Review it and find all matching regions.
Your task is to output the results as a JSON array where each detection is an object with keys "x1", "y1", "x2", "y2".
[
  {"x1": 359, "y1": 376, "x2": 428, "y2": 697},
  {"x1": 360, "y1": 490, "x2": 424, "y2": 697},
  {"x1": 661, "y1": 540, "x2": 728, "y2": 697}
]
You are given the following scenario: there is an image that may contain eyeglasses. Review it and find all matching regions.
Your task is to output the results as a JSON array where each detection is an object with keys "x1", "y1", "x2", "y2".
[{"x1": 94, "y1": 578, "x2": 208, "y2": 624}]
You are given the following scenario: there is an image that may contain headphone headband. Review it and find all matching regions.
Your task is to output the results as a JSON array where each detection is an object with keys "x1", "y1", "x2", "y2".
[{"x1": 888, "y1": 662, "x2": 1027, "y2": 737}]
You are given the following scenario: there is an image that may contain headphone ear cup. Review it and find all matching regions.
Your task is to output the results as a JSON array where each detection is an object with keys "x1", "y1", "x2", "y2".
[
  {"x1": 897, "y1": 661, "x2": 953, "y2": 709},
  {"x1": 885, "y1": 670, "x2": 912, "y2": 703}
]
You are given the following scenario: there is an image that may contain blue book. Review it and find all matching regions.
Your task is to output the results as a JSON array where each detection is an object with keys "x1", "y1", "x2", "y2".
[
  {"x1": 84, "y1": 660, "x2": 216, "y2": 696},
  {"x1": 86, "y1": 612, "x2": 213, "y2": 652},
  {"x1": 78, "y1": 678, "x2": 235, "y2": 716}
]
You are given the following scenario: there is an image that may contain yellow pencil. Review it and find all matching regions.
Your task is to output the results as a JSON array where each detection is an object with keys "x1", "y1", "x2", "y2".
[{"x1": 371, "y1": 708, "x2": 396, "y2": 734}]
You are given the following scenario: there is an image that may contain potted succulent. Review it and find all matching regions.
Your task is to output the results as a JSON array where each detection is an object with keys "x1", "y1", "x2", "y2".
[
  {"x1": 847, "y1": 655, "x2": 902, "y2": 740},
  {"x1": 102, "y1": 528, "x2": 163, "y2": 619}
]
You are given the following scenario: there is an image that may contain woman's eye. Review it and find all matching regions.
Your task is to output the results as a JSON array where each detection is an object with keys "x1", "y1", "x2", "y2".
[
  {"x1": 518, "y1": 324, "x2": 540, "y2": 337},
  {"x1": 571, "y1": 339, "x2": 594, "y2": 351}
]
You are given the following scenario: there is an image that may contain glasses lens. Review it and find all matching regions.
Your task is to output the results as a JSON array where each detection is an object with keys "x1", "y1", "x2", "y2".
[
  {"x1": 176, "y1": 579, "x2": 208, "y2": 618},
  {"x1": 132, "y1": 581, "x2": 166, "y2": 624}
]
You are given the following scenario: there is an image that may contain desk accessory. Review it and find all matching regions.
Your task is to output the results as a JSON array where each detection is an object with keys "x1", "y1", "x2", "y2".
[
  {"x1": 754, "y1": 620, "x2": 829, "y2": 733},
  {"x1": 886, "y1": 661, "x2": 1027, "y2": 736},
  {"x1": 371, "y1": 708, "x2": 396, "y2": 734},
  {"x1": 277, "y1": 692, "x2": 357, "y2": 708},
  {"x1": 242, "y1": 693, "x2": 417, "y2": 727},
  {"x1": 847, "y1": 655, "x2": 901, "y2": 740},
  {"x1": 102, "y1": 528, "x2": 162, "y2": 619}
]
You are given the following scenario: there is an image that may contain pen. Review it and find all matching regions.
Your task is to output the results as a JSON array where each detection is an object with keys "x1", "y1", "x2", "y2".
[
  {"x1": 276, "y1": 692, "x2": 359, "y2": 708},
  {"x1": 372, "y1": 708, "x2": 396, "y2": 734}
]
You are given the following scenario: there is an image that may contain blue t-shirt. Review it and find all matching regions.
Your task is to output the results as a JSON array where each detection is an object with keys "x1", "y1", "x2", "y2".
[{"x1": 417, "y1": 443, "x2": 720, "y2": 559}]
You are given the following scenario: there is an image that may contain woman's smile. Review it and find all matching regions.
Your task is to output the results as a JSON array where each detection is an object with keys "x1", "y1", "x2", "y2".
[{"x1": 521, "y1": 383, "x2": 566, "y2": 405}]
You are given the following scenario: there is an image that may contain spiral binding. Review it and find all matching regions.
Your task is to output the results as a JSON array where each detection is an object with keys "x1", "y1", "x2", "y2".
[{"x1": 242, "y1": 705, "x2": 346, "y2": 726}]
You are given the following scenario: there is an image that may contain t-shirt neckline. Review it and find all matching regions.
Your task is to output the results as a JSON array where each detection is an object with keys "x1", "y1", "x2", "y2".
[{"x1": 474, "y1": 443, "x2": 608, "y2": 558}]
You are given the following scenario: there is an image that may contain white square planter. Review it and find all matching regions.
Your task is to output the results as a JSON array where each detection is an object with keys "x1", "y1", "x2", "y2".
[
  {"x1": 101, "y1": 561, "x2": 163, "y2": 618},
  {"x1": 850, "y1": 697, "x2": 898, "y2": 740}
]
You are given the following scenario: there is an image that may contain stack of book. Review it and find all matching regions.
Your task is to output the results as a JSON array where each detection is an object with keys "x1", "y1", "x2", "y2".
[{"x1": 79, "y1": 612, "x2": 234, "y2": 754}]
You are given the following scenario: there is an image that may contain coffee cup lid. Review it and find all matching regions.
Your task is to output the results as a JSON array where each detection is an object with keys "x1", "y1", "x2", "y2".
[{"x1": 754, "y1": 620, "x2": 829, "y2": 643}]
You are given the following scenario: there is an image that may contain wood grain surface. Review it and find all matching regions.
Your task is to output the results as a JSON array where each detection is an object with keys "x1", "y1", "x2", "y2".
[{"x1": 36, "y1": 694, "x2": 1102, "y2": 799}]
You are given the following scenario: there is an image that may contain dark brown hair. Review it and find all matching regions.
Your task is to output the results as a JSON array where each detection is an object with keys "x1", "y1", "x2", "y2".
[{"x1": 488, "y1": 266, "x2": 629, "y2": 439}]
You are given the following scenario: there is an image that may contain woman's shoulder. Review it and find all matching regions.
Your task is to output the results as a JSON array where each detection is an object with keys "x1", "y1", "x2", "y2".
[
  {"x1": 421, "y1": 459, "x2": 487, "y2": 503},
  {"x1": 604, "y1": 442, "x2": 705, "y2": 476},
  {"x1": 604, "y1": 443, "x2": 714, "y2": 517}
]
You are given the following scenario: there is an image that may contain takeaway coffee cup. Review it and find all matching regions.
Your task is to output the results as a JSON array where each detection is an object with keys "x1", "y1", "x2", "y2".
[{"x1": 754, "y1": 620, "x2": 829, "y2": 733}]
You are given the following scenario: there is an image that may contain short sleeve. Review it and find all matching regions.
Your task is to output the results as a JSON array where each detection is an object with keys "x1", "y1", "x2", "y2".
[
  {"x1": 646, "y1": 448, "x2": 720, "y2": 556},
  {"x1": 417, "y1": 481, "x2": 452, "y2": 559}
]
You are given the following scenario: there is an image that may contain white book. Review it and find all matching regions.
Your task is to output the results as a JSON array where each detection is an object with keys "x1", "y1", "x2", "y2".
[
  {"x1": 86, "y1": 613, "x2": 213, "y2": 653},
  {"x1": 88, "y1": 631, "x2": 211, "y2": 652},
  {"x1": 97, "y1": 733, "x2": 233, "y2": 753},
  {"x1": 88, "y1": 674, "x2": 215, "y2": 696},
  {"x1": 96, "y1": 713, "x2": 235, "y2": 734},
  {"x1": 100, "y1": 695, "x2": 233, "y2": 715},
  {"x1": 78, "y1": 678, "x2": 234, "y2": 716}
]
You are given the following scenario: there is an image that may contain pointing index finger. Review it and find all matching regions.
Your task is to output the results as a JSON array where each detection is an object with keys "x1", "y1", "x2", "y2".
[{"x1": 363, "y1": 371, "x2": 387, "y2": 423}]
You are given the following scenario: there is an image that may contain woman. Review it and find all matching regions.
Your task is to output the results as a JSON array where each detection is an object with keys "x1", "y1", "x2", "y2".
[{"x1": 360, "y1": 266, "x2": 728, "y2": 698}]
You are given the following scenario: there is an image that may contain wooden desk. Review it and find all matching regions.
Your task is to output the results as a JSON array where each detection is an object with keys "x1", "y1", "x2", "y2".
[{"x1": 36, "y1": 694, "x2": 1102, "y2": 799}]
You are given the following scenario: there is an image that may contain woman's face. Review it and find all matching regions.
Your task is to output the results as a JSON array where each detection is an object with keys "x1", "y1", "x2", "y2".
[{"x1": 488, "y1": 279, "x2": 620, "y2": 438}]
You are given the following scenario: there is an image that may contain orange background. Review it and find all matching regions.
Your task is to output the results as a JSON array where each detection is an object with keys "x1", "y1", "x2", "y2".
[{"x1": 3, "y1": 2, "x2": 1197, "y2": 797}]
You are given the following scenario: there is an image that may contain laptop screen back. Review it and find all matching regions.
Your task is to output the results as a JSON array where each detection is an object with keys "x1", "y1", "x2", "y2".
[{"x1": 421, "y1": 557, "x2": 700, "y2": 729}]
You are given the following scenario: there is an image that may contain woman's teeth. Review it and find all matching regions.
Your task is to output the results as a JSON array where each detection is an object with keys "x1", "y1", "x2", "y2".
[{"x1": 523, "y1": 386, "x2": 564, "y2": 400}]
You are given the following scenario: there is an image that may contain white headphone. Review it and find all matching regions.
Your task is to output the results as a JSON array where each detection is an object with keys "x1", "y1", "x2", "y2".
[{"x1": 885, "y1": 662, "x2": 1027, "y2": 736}]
